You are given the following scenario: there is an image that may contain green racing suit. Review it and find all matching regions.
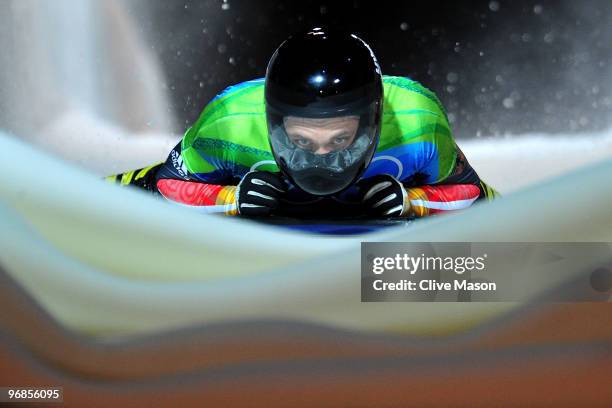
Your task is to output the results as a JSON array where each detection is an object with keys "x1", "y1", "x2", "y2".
[{"x1": 108, "y1": 76, "x2": 498, "y2": 217}]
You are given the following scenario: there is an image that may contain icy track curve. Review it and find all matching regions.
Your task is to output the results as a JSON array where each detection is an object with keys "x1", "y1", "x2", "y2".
[{"x1": 0, "y1": 131, "x2": 611, "y2": 338}]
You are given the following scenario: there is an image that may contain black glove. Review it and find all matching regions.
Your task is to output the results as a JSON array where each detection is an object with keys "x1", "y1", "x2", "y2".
[
  {"x1": 236, "y1": 171, "x2": 288, "y2": 216},
  {"x1": 357, "y1": 174, "x2": 408, "y2": 217}
]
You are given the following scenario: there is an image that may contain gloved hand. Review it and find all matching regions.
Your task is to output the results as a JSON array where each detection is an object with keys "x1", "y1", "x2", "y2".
[
  {"x1": 357, "y1": 174, "x2": 409, "y2": 217},
  {"x1": 236, "y1": 171, "x2": 288, "y2": 216}
]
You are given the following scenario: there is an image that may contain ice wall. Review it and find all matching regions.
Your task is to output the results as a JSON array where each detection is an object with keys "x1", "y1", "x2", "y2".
[
  {"x1": 0, "y1": 0, "x2": 179, "y2": 174},
  {"x1": 462, "y1": 130, "x2": 612, "y2": 193},
  {"x1": 1, "y1": 130, "x2": 611, "y2": 337}
]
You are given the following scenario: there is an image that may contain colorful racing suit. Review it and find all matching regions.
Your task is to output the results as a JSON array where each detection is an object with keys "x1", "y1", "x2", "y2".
[{"x1": 107, "y1": 76, "x2": 498, "y2": 218}]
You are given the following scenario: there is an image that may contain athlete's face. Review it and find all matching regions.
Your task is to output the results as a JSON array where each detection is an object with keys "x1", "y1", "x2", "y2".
[{"x1": 283, "y1": 116, "x2": 360, "y2": 155}]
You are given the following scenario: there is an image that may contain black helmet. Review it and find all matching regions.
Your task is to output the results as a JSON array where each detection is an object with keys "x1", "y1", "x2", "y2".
[{"x1": 265, "y1": 28, "x2": 383, "y2": 196}]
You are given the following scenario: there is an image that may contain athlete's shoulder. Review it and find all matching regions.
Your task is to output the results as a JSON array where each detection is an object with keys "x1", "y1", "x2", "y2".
[
  {"x1": 180, "y1": 79, "x2": 272, "y2": 179},
  {"x1": 183, "y1": 78, "x2": 267, "y2": 147},
  {"x1": 382, "y1": 75, "x2": 448, "y2": 119},
  {"x1": 382, "y1": 75, "x2": 439, "y2": 98},
  {"x1": 212, "y1": 78, "x2": 266, "y2": 104},
  {"x1": 199, "y1": 78, "x2": 266, "y2": 120}
]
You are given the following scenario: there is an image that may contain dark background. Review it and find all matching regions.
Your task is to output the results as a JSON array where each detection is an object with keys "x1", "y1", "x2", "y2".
[{"x1": 136, "y1": 0, "x2": 612, "y2": 138}]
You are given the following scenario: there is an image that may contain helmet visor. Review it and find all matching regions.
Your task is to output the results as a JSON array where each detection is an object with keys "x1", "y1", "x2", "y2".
[{"x1": 267, "y1": 101, "x2": 380, "y2": 196}]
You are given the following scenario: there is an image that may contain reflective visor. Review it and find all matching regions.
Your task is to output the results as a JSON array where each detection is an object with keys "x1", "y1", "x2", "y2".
[{"x1": 267, "y1": 101, "x2": 381, "y2": 196}]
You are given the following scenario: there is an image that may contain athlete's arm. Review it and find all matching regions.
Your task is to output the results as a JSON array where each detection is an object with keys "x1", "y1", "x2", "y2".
[
  {"x1": 106, "y1": 139, "x2": 240, "y2": 214},
  {"x1": 413, "y1": 113, "x2": 498, "y2": 201},
  {"x1": 106, "y1": 162, "x2": 164, "y2": 193},
  {"x1": 156, "y1": 178, "x2": 238, "y2": 215},
  {"x1": 434, "y1": 144, "x2": 499, "y2": 201},
  {"x1": 153, "y1": 142, "x2": 290, "y2": 216},
  {"x1": 404, "y1": 183, "x2": 481, "y2": 218},
  {"x1": 153, "y1": 141, "x2": 240, "y2": 215},
  {"x1": 358, "y1": 174, "x2": 481, "y2": 218}
]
